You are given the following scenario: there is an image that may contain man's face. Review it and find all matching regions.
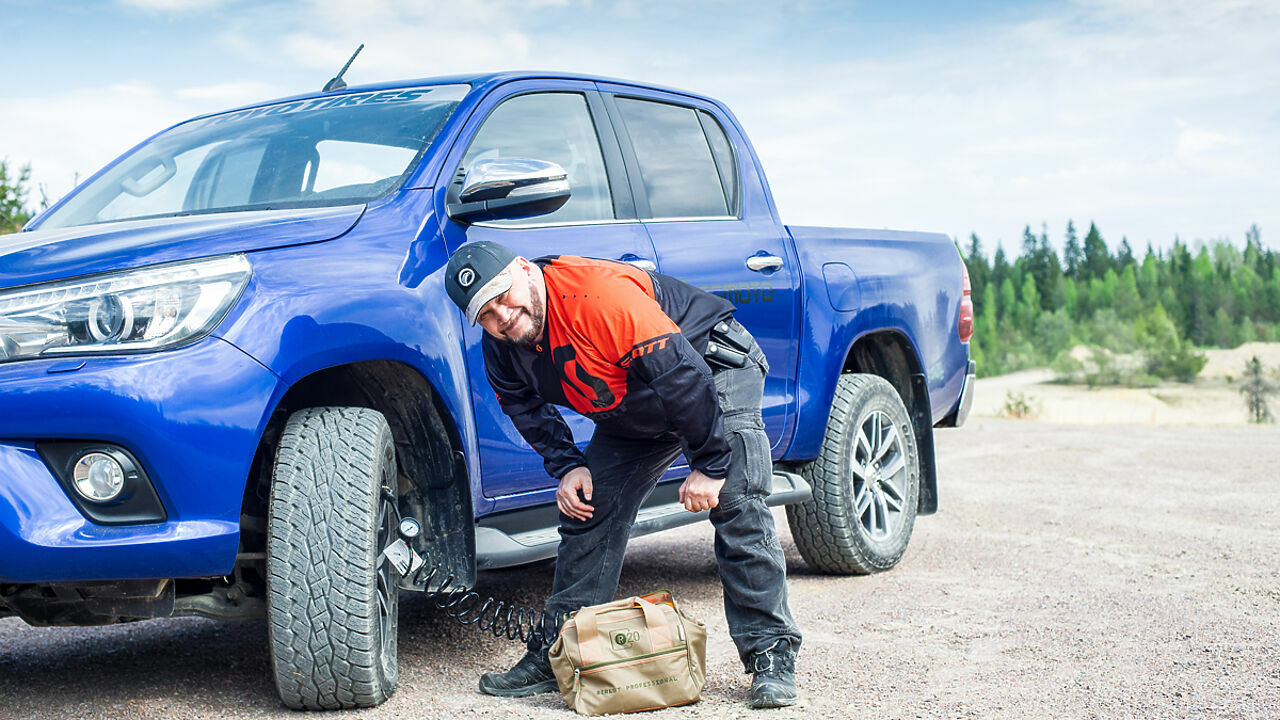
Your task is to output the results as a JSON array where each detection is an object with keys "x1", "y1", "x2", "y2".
[{"x1": 475, "y1": 260, "x2": 545, "y2": 349}]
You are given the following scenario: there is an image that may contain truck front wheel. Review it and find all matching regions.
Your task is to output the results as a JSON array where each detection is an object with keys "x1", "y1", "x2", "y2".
[
  {"x1": 266, "y1": 407, "x2": 399, "y2": 709},
  {"x1": 787, "y1": 374, "x2": 920, "y2": 574}
]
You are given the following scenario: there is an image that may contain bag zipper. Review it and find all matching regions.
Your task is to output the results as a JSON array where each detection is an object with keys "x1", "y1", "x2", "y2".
[{"x1": 577, "y1": 644, "x2": 688, "y2": 675}]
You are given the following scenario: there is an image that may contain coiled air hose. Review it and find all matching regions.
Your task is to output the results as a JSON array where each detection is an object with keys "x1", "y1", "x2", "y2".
[
  {"x1": 409, "y1": 560, "x2": 565, "y2": 646},
  {"x1": 381, "y1": 490, "x2": 565, "y2": 647}
]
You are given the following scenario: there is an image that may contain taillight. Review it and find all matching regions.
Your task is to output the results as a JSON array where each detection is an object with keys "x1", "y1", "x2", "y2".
[{"x1": 957, "y1": 261, "x2": 973, "y2": 342}]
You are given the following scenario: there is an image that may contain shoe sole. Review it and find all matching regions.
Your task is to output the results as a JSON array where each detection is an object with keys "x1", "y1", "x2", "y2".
[
  {"x1": 747, "y1": 695, "x2": 799, "y2": 709},
  {"x1": 478, "y1": 678, "x2": 559, "y2": 698}
]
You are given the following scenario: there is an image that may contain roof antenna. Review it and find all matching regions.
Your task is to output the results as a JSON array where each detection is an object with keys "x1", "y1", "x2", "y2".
[{"x1": 323, "y1": 44, "x2": 364, "y2": 92}]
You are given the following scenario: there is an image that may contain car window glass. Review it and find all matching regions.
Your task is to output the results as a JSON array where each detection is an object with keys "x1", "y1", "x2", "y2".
[
  {"x1": 313, "y1": 140, "x2": 419, "y2": 195},
  {"x1": 40, "y1": 84, "x2": 468, "y2": 229},
  {"x1": 460, "y1": 92, "x2": 612, "y2": 225},
  {"x1": 698, "y1": 110, "x2": 739, "y2": 216},
  {"x1": 615, "y1": 98, "x2": 728, "y2": 219},
  {"x1": 97, "y1": 143, "x2": 220, "y2": 223}
]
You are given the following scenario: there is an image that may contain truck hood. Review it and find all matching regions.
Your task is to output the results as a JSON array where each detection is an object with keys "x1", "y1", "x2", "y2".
[{"x1": 0, "y1": 205, "x2": 365, "y2": 290}]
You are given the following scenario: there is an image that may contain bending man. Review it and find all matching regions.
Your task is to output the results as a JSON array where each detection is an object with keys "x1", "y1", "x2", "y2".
[{"x1": 445, "y1": 241, "x2": 801, "y2": 709}]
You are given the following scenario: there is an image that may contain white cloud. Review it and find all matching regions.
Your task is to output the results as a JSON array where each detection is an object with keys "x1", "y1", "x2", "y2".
[
  {"x1": 174, "y1": 81, "x2": 278, "y2": 103},
  {"x1": 1175, "y1": 123, "x2": 1242, "y2": 157}
]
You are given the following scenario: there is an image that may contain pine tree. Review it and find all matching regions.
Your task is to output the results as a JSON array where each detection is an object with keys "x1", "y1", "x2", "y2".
[
  {"x1": 1188, "y1": 249, "x2": 1216, "y2": 345},
  {"x1": 1063, "y1": 220, "x2": 1083, "y2": 278},
  {"x1": 1115, "y1": 265, "x2": 1140, "y2": 320},
  {"x1": 1117, "y1": 237, "x2": 1135, "y2": 269},
  {"x1": 965, "y1": 233, "x2": 989, "y2": 317},
  {"x1": 1082, "y1": 222, "x2": 1110, "y2": 280},
  {"x1": 1138, "y1": 248, "x2": 1160, "y2": 307},
  {"x1": 1245, "y1": 224, "x2": 1264, "y2": 275},
  {"x1": 1038, "y1": 223, "x2": 1064, "y2": 310},
  {"x1": 1019, "y1": 274, "x2": 1040, "y2": 332},
  {"x1": 1240, "y1": 356, "x2": 1276, "y2": 423},
  {"x1": 992, "y1": 245, "x2": 1010, "y2": 302},
  {"x1": 999, "y1": 277, "x2": 1016, "y2": 327}
]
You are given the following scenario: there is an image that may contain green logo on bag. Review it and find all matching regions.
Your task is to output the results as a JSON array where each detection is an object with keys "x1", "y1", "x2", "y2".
[{"x1": 611, "y1": 629, "x2": 640, "y2": 650}]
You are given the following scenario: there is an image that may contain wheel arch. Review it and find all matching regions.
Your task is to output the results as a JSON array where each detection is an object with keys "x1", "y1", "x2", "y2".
[
  {"x1": 842, "y1": 330, "x2": 938, "y2": 515},
  {"x1": 240, "y1": 359, "x2": 475, "y2": 587}
]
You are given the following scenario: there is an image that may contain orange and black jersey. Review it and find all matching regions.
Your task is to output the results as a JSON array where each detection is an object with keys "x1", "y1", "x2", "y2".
[{"x1": 483, "y1": 255, "x2": 736, "y2": 479}]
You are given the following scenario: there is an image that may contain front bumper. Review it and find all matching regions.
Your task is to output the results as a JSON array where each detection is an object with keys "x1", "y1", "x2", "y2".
[{"x1": 0, "y1": 337, "x2": 281, "y2": 583}]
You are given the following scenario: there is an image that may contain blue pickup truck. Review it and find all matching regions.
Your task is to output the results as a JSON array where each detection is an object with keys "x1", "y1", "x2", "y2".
[{"x1": 0, "y1": 72, "x2": 974, "y2": 709}]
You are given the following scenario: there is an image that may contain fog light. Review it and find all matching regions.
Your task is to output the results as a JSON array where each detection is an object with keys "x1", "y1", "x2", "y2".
[{"x1": 72, "y1": 452, "x2": 126, "y2": 502}]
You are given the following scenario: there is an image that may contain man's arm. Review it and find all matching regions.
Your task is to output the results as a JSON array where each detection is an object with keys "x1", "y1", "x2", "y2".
[
  {"x1": 627, "y1": 332, "x2": 731, "y2": 479},
  {"x1": 484, "y1": 342, "x2": 587, "y2": 480}
]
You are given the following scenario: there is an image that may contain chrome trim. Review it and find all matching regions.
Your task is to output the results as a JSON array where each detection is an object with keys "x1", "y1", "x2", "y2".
[
  {"x1": 622, "y1": 258, "x2": 657, "y2": 272},
  {"x1": 459, "y1": 158, "x2": 567, "y2": 203},
  {"x1": 474, "y1": 471, "x2": 811, "y2": 571},
  {"x1": 953, "y1": 362, "x2": 976, "y2": 427},
  {"x1": 746, "y1": 255, "x2": 784, "y2": 272},
  {"x1": 471, "y1": 212, "x2": 737, "y2": 226},
  {"x1": 471, "y1": 218, "x2": 638, "y2": 229},
  {"x1": 643, "y1": 215, "x2": 738, "y2": 223}
]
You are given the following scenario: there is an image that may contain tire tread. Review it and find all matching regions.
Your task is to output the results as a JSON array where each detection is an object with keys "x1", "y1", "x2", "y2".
[{"x1": 266, "y1": 407, "x2": 397, "y2": 710}]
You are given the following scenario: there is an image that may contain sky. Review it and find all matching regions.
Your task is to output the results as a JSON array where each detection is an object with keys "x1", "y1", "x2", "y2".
[{"x1": 2, "y1": 0, "x2": 1277, "y2": 257}]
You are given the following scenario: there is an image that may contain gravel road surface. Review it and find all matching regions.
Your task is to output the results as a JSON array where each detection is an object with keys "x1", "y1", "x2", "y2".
[{"x1": 2, "y1": 419, "x2": 1278, "y2": 719}]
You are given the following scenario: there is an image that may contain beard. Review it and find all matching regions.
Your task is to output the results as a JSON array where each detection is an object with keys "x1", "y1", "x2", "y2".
[{"x1": 503, "y1": 289, "x2": 545, "y2": 349}]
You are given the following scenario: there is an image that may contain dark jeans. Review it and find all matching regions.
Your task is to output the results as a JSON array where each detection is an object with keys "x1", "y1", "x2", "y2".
[{"x1": 534, "y1": 322, "x2": 802, "y2": 670}]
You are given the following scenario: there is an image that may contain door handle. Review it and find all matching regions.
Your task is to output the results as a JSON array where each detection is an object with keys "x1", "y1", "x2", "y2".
[
  {"x1": 619, "y1": 256, "x2": 657, "y2": 272},
  {"x1": 746, "y1": 254, "x2": 784, "y2": 272}
]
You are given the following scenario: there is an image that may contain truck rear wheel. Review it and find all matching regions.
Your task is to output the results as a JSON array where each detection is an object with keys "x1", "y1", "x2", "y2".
[
  {"x1": 787, "y1": 373, "x2": 920, "y2": 574},
  {"x1": 266, "y1": 407, "x2": 399, "y2": 709}
]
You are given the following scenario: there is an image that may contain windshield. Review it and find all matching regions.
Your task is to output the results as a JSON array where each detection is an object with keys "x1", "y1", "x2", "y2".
[{"x1": 39, "y1": 84, "x2": 470, "y2": 229}]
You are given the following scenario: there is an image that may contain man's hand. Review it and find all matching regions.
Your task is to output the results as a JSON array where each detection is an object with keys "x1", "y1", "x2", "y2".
[
  {"x1": 557, "y1": 466, "x2": 595, "y2": 521},
  {"x1": 678, "y1": 469, "x2": 725, "y2": 513}
]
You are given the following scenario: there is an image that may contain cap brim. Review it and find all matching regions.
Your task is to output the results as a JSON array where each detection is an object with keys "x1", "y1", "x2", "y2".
[{"x1": 464, "y1": 263, "x2": 516, "y2": 325}]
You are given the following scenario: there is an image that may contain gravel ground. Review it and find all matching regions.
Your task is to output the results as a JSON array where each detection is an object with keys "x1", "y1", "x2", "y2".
[{"x1": 2, "y1": 419, "x2": 1278, "y2": 719}]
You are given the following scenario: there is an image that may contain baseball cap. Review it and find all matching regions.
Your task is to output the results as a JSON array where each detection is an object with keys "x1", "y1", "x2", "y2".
[{"x1": 446, "y1": 241, "x2": 520, "y2": 325}]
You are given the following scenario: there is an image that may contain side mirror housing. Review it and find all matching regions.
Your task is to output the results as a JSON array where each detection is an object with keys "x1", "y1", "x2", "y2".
[{"x1": 446, "y1": 158, "x2": 571, "y2": 225}]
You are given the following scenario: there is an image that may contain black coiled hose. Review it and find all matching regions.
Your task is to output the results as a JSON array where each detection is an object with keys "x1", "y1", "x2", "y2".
[{"x1": 410, "y1": 558, "x2": 565, "y2": 647}]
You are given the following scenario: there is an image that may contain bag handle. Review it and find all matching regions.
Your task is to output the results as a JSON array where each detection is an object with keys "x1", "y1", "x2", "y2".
[{"x1": 576, "y1": 596, "x2": 674, "y2": 665}]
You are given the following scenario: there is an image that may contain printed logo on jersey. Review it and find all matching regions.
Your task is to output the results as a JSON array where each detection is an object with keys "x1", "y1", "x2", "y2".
[
  {"x1": 552, "y1": 344, "x2": 616, "y2": 410},
  {"x1": 626, "y1": 335, "x2": 670, "y2": 364}
]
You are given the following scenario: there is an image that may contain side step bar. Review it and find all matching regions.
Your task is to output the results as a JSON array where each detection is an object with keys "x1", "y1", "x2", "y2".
[{"x1": 475, "y1": 470, "x2": 812, "y2": 571}]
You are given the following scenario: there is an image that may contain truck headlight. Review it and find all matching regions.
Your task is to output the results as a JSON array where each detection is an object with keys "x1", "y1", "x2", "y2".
[{"x1": 0, "y1": 254, "x2": 251, "y2": 363}]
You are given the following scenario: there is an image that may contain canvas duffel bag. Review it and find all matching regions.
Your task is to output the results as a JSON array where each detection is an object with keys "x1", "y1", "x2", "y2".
[{"x1": 548, "y1": 590, "x2": 707, "y2": 715}]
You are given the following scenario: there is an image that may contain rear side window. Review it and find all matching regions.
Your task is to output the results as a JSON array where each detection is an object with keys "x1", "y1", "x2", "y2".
[
  {"x1": 460, "y1": 92, "x2": 613, "y2": 225},
  {"x1": 615, "y1": 98, "x2": 732, "y2": 219}
]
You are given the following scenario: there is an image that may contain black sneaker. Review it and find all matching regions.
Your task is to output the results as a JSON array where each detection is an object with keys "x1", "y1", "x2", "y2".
[
  {"x1": 747, "y1": 638, "x2": 798, "y2": 709},
  {"x1": 478, "y1": 650, "x2": 558, "y2": 697}
]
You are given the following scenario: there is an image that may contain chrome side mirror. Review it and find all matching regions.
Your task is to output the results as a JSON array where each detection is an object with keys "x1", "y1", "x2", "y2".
[{"x1": 447, "y1": 158, "x2": 571, "y2": 225}]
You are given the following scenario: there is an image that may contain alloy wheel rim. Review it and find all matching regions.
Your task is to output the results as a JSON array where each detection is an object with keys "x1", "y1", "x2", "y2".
[
  {"x1": 849, "y1": 409, "x2": 908, "y2": 541},
  {"x1": 375, "y1": 486, "x2": 396, "y2": 663}
]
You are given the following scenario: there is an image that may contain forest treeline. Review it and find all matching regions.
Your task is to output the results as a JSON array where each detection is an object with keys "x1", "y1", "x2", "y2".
[{"x1": 964, "y1": 221, "x2": 1279, "y2": 382}]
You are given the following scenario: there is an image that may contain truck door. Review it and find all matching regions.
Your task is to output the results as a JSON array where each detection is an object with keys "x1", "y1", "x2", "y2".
[
  {"x1": 597, "y1": 87, "x2": 801, "y2": 451},
  {"x1": 436, "y1": 82, "x2": 656, "y2": 503}
]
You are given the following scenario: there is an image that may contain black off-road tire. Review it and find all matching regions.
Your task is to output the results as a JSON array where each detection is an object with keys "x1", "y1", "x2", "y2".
[
  {"x1": 266, "y1": 407, "x2": 399, "y2": 709},
  {"x1": 787, "y1": 373, "x2": 920, "y2": 574}
]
